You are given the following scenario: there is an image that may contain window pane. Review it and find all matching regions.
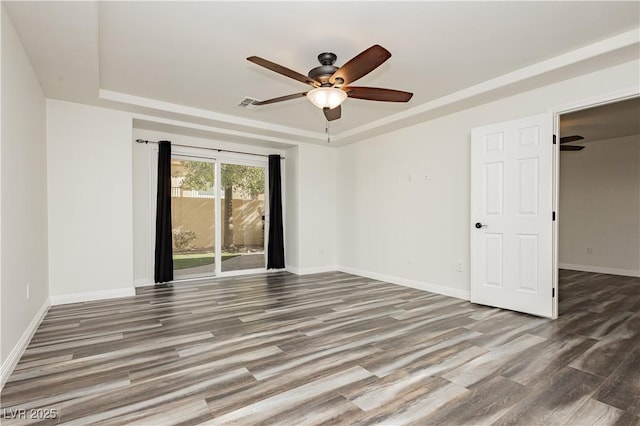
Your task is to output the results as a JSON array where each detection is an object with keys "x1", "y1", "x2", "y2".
[
  {"x1": 171, "y1": 159, "x2": 215, "y2": 279},
  {"x1": 220, "y1": 164, "x2": 265, "y2": 272}
]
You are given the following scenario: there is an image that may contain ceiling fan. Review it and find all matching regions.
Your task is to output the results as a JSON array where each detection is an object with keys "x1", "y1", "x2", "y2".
[
  {"x1": 560, "y1": 135, "x2": 585, "y2": 151},
  {"x1": 247, "y1": 45, "x2": 413, "y2": 122}
]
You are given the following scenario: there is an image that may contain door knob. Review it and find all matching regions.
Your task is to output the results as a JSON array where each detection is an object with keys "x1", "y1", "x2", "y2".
[{"x1": 475, "y1": 222, "x2": 487, "y2": 229}]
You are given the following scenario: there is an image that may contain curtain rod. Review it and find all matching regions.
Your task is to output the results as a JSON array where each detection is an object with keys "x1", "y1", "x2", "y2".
[{"x1": 135, "y1": 139, "x2": 284, "y2": 159}]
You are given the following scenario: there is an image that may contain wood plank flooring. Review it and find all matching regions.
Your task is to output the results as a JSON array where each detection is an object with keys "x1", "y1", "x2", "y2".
[{"x1": 1, "y1": 269, "x2": 639, "y2": 425}]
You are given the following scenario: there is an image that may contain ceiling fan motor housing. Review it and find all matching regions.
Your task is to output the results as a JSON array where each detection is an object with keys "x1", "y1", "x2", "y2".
[{"x1": 308, "y1": 52, "x2": 339, "y2": 84}]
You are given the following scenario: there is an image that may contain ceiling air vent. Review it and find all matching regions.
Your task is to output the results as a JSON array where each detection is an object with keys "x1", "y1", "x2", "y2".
[{"x1": 237, "y1": 97, "x2": 262, "y2": 110}]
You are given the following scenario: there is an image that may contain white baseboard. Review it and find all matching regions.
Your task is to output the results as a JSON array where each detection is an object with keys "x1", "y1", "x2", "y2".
[
  {"x1": 1, "y1": 298, "x2": 50, "y2": 390},
  {"x1": 285, "y1": 266, "x2": 299, "y2": 274},
  {"x1": 559, "y1": 263, "x2": 640, "y2": 278},
  {"x1": 135, "y1": 278, "x2": 153, "y2": 287},
  {"x1": 50, "y1": 287, "x2": 136, "y2": 306},
  {"x1": 287, "y1": 265, "x2": 338, "y2": 276},
  {"x1": 337, "y1": 266, "x2": 470, "y2": 301}
]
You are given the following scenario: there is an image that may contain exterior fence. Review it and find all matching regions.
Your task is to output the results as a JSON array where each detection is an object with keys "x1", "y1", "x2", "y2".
[{"x1": 171, "y1": 197, "x2": 264, "y2": 251}]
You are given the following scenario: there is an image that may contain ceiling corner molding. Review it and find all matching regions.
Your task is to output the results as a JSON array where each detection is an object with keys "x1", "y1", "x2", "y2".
[
  {"x1": 98, "y1": 89, "x2": 326, "y2": 142},
  {"x1": 334, "y1": 28, "x2": 640, "y2": 144}
]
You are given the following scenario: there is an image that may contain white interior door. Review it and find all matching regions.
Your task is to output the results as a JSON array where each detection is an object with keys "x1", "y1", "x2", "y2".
[{"x1": 470, "y1": 113, "x2": 554, "y2": 318}]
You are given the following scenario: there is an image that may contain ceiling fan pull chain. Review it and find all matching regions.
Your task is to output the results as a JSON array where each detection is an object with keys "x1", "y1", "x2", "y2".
[{"x1": 326, "y1": 119, "x2": 331, "y2": 143}]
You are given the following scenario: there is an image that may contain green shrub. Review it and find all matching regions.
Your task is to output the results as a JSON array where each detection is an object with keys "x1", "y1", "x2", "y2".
[{"x1": 173, "y1": 230, "x2": 197, "y2": 250}]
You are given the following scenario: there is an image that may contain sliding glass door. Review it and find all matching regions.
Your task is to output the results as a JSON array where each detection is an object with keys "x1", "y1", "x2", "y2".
[
  {"x1": 171, "y1": 158, "x2": 216, "y2": 279},
  {"x1": 220, "y1": 164, "x2": 266, "y2": 272},
  {"x1": 167, "y1": 153, "x2": 266, "y2": 279}
]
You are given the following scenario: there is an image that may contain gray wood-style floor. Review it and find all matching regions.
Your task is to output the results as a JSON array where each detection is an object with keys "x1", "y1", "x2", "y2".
[{"x1": 2, "y1": 270, "x2": 639, "y2": 425}]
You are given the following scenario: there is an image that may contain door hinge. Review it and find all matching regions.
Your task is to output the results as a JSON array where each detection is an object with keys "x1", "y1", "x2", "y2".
[
  {"x1": 552, "y1": 288, "x2": 555, "y2": 298},
  {"x1": 553, "y1": 134, "x2": 557, "y2": 145}
]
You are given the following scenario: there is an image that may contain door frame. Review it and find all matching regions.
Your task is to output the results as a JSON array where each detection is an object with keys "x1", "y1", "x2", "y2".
[{"x1": 548, "y1": 86, "x2": 640, "y2": 318}]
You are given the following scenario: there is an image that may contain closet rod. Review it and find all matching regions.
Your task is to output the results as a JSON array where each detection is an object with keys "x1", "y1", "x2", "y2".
[{"x1": 135, "y1": 139, "x2": 284, "y2": 159}]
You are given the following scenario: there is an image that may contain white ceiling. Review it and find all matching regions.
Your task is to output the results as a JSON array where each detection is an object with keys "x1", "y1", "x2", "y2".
[
  {"x1": 4, "y1": 1, "x2": 640, "y2": 146},
  {"x1": 561, "y1": 97, "x2": 640, "y2": 144}
]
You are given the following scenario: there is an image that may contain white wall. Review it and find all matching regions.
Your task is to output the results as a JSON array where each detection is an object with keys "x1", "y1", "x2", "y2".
[
  {"x1": 337, "y1": 113, "x2": 472, "y2": 299},
  {"x1": 132, "y1": 131, "x2": 152, "y2": 285},
  {"x1": 292, "y1": 143, "x2": 337, "y2": 273},
  {"x1": 337, "y1": 59, "x2": 640, "y2": 298},
  {"x1": 46, "y1": 100, "x2": 134, "y2": 302},
  {"x1": 284, "y1": 146, "x2": 299, "y2": 270},
  {"x1": 559, "y1": 135, "x2": 640, "y2": 276},
  {"x1": 1, "y1": 6, "x2": 49, "y2": 383},
  {"x1": 131, "y1": 128, "x2": 287, "y2": 285}
]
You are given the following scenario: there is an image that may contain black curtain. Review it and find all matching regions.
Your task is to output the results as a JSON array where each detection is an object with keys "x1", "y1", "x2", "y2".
[
  {"x1": 267, "y1": 154, "x2": 285, "y2": 269},
  {"x1": 154, "y1": 141, "x2": 174, "y2": 283}
]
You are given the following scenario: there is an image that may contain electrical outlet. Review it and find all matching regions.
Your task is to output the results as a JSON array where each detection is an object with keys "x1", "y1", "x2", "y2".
[
  {"x1": 456, "y1": 261, "x2": 463, "y2": 272},
  {"x1": 586, "y1": 247, "x2": 593, "y2": 255},
  {"x1": 26, "y1": 283, "x2": 30, "y2": 299}
]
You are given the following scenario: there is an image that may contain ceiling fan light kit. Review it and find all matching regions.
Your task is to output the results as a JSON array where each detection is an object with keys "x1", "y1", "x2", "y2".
[
  {"x1": 306, "y1": 87, "x2": 347, "y2": 109},
  {"x1": 247, "y1": 44, "x2": 413, "y2": 122}
]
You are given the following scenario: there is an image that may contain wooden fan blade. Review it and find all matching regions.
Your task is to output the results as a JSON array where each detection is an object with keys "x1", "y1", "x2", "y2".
[
  {"x1": 560, "y1": 145, "x2": 585, "y2": 151},
  {"x1": 345, "y1": 86, "x2": 413, "y2": 102},
  {"x1": 323, "y1": 105, "x2": 341, "y2": 121},
  {"x1": 329, "y1": 45, "x2": 391, "y2": 86},
  {"x1": 253, "y1": 92, "x2": 307, "y2": 106},
  {"x1": 247, "y1": 56, "x2": 317, "y2": 87},
  {"x1": 559, "y1": 135, "x2": 584, "y2": 144}
]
